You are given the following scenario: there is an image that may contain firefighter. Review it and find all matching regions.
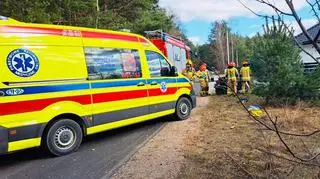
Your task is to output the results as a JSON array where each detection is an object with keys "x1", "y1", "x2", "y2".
[
  {"x1": 240, "y1": 60, "x2": 251, "y2": 94},
  {"x1": 186, "y1": 59, "x2": 193, "y2": 68},
  {"x1": 226, "y1": 62, "x2": 239, "y2": 96},
  {"x1": 182, "y1": 61, "x2": 196, "y2": 86},
  {"x1": 196, "y1": 63, "x2": 209, "y2": 96}
]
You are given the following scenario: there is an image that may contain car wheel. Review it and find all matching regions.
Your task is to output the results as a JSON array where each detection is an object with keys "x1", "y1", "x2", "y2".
[
  {"x1": 174, "y1": 97, "x2": 192, "y2": 120},
  {"x1": 43, "y1": 119, "x2": 83, "y2": 156}
]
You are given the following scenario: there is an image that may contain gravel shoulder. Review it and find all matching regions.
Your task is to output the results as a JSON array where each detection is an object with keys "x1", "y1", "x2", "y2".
[{"x1": 110, "y1": 97, "x2": 209, "y2": 179}]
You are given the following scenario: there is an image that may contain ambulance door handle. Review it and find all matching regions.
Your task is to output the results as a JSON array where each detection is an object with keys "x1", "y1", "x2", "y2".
[
  {"x1": 150, "y1": 81, "x2": 158, "y2": 86},
  {"x1": 137, "y1": 82, "x2": 145, "y2": 86}
]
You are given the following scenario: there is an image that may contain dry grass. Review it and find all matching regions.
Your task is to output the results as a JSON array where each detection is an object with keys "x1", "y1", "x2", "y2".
[{"x1": 178, "y1": 96, "x2": 320, "y2": 179}]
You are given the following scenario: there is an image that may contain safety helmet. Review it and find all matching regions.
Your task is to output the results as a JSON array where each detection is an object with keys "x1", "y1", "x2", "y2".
[
  {"x1": 200, "y1": 63, "x2": 207, "y2": 71},
  {"x1": 228, "y1": 62, "x2": 236, "y2": 67},
  {"x1": 242, "y1": 61, "x2": 249, "y2": 65}
]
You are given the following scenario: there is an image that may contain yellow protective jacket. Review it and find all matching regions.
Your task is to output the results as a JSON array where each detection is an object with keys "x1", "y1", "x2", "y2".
[
  {"x1": 196, "y1": 70, "x2": 209, "y2": 81},
  {"x1": 226, "y1": 67, "x2": 238, "y2": 81},
  {"x1": 182, "y1": 68, "x2": 196, "y2": 81},
  {"x1": 186, "y1": 59, "x2": 193, "y2": 66},
  {"x1": 196, "y1": 70, "x2": 209, "y2": 88},
  {"x1": 240, "y1": 66, "x2": 251, "y2": 81}
]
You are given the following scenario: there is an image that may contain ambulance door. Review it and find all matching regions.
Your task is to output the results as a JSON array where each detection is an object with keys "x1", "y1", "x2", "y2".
[
  {"x1": 145, "y1": 51, "x2": 178, "y2": 114},
  {"x1": 84, "y1": 47, "x2": 149, "y2": 126}
]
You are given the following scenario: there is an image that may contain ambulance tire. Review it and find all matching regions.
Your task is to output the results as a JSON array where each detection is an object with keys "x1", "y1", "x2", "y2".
[
  {"x1": 44, "y1": 119, "x2": 83, "y2": 156},
  {"x1": 174, "y1": 97, "x2": 192, "y2": 120}
]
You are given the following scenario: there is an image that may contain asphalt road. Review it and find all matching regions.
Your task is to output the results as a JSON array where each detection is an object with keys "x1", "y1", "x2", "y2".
[{"x1": 0, "y1": 118, "x2": 167, "y2": 179}]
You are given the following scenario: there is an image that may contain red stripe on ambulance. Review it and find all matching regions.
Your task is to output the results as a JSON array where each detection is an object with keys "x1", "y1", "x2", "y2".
[
  {"x1": 0, "y1": 95, "x2": 91, "y2": 116},
  {"x1": 0, "y1": 26, "x2": 64, "y2": 35},
  {"x1": 81, "y1": 31, "x2": 139, "y2": 42},
  {"x1": 92, "y1": 90, "x2": 148, "y2": 103}
]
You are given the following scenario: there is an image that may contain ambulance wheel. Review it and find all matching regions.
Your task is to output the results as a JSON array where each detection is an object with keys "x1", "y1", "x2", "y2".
[
  {"x1": 174, "y1": 97, "x2": 192, "y2": 120},
  {"x1": 44, "y1": 119, "x2": 83, "y2": 156}
]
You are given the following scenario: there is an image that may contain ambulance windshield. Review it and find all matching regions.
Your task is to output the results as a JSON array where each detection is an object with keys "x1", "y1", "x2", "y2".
[{"x1": 0, "y1": 16, "x2": 8, "y2": 20}]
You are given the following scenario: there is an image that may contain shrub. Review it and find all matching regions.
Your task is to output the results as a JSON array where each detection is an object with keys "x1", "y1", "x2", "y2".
[{"x1": 250, "y1": 18, "x2": 317, "y2": 105}]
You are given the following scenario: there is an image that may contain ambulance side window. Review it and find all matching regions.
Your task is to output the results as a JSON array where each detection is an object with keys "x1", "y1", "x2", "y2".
[
  {"x1": 85, "y1": 47, "x2": 142, "y2": 80},
  {"x1": 146, "y1": 51, "x2": 171, "y2": 77}
]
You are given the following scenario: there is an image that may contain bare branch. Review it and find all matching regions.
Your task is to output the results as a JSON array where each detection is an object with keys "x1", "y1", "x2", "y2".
[
  {"x1": 256, "y1": 0, "x2": 294, "y2": 16},
  {"x1": 257, "y1": 148, "x2": 320, "y2": 166},
  {"x1": 269, "y1": 112, "x2": 320, "y2": 162},
  {"x1": 263, "y1": 106, "x2": 320, "y2": 137},
  {"x1": 237, "y1": 0, "x2": 268, "y2": 18},
  {"x1": 294, "y1": 38, "x2": 320, "y2": 65},
  {"x1": 237, "y1": 0, "x2": 320, "y2": 64},
  {"x1": 285, "y1": 0, "x2": 320, "y2": 58},
  {"x1": 271, "y1": 116, "x2": 299, "y2": 160},
  {"x1": 280, "y1": 22, "x2": 320, "y2": 65},
  {"x1": 306, "y1": 0, "x2": 320, "y2": 23}
]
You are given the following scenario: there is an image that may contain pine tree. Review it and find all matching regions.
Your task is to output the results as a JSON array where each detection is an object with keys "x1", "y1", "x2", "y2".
[{"x1": 251, "y1": 17, "x2": 305, "y2": 103}]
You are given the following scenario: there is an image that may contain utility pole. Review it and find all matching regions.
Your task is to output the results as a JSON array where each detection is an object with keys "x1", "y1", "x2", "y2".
[
  {"x1": 95, "y1": 0, "x2": 99, "y2": 28},
  {"x1": 231, "y1": 36, "x2": 234, "y2": 63},
  {"x1": 226, "y1": 30, "x2": 230, "y2": 64},
  {"x1": 236, "y1": 49, "x2": 239, "y2": 67}
]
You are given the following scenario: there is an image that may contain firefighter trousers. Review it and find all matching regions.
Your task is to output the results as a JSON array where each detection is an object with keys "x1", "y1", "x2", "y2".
[
  {"x1": 227, "y1": 79, "x2": 237, "y2": 95},
  {"x1": 241, "y1": 81, "x2": 251, "y2": 94},
  {"x1": 199, "y1": 79, "x2": 209, "y2": 96}
]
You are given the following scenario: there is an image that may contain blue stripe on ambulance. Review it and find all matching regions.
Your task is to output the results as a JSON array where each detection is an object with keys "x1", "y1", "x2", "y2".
[
  {"x1": 91, "y1": 79, "x2": 144, "y2": 89},
  {"x1": 0, "y1": 78, "x2": 189, "y2": 97},
  {"x1": 0, "y1": 83, "x2": 90, "y2": 96},
  {"x1": 146, "y1": 78, "x2": 188, "y2": 84}
]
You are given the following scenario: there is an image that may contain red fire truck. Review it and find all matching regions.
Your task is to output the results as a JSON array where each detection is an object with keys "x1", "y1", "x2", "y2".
[{"x1": 145, "y1": 30, "x2": 192, "y2": 72}]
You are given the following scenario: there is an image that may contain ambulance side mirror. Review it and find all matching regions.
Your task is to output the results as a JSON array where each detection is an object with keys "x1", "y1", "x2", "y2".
[
  {"x1": 160, "y1": 67, "x2": 171, "y2": 76},
  {"x1": 170, "y1": 66, "x2": 178, "y2": 76}
]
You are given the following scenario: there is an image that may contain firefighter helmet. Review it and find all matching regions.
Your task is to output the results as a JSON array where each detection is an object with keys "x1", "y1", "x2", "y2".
[
  {"x1": 228, "y1": 62, "x2": 236, "y2": 67},
  {"x1": 242, "y1": 60, "x2": 249, "y2": 65}
]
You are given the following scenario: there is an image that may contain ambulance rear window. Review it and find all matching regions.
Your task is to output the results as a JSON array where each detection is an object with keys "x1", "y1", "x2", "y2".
[{"x1": 84, "y1": 47, "x2": 142, "y2": 80}]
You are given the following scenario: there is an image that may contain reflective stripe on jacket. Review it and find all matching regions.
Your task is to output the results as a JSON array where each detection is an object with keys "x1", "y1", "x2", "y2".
[
  {"x1": 227, "y1": 67, "x2": 238, "y2": 81},
  {"x1": 240, "y1": 66, "x2": 251, "y2": 81},
  {"x1": 196, "y1": 70, "x2": 209, "y2": 81}
]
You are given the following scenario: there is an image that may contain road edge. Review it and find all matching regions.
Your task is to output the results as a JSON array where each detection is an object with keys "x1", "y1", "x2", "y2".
[{"x1": 103, "y1": 121, "x2": 168, "y2": 179}]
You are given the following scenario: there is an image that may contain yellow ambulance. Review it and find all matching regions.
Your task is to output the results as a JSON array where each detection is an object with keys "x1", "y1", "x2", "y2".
[{"x1": 0, "y1": 16, "x2": 196, "y2": 156}]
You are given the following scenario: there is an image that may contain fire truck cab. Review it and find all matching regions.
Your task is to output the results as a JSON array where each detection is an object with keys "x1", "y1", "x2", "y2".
[{"x1": 145, "y1": 30, "x2": 192, "y2": 73}]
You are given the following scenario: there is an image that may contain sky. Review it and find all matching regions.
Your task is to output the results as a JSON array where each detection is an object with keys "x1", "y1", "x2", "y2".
[{"x1": 159, "y1": 0, "x2": 318, "y2": 45}]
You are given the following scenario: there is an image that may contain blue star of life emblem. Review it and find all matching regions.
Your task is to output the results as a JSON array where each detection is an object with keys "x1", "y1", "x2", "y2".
[
  {"x1": 7, "y1": 49, "x2": 40, "y2": 77},
  {"x1": 160, "y1": 81, "x2": 167, "y2": 93}
]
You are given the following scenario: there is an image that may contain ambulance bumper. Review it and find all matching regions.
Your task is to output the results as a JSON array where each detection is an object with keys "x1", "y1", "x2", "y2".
[
  {"x1": 191, "y1": 93, "x2": 197, "y2": 109},
  {"x1": 0, "y1": 124, "x2": 45, "y2": 155},
  {"x1": 0, "y1": 126, "x2": 8, "y2": 155}
]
